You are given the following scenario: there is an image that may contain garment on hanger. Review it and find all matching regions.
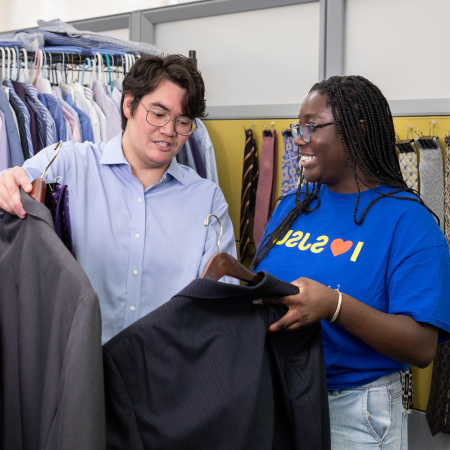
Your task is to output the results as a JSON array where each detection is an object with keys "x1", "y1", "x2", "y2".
[
  {"x1": 53, "y1": 86, "x2": 83, "y2": 138},
  {"x1": 25, "y1": 83, "x2": 57, "y2": 148},
  {"x1": 281, "y1": 129, "x2": 299, "y2": 195},
  {"x1": 92, "y1": 79, "x2": 121, "y2": 140},
  {"x1": 45, "y1": 183, "x2": 75, "y2": 256},
  {"x1": 2, "y1": 86, "x2": 22, "y2": 147},
  {"x1": 64, "y1": 94, "x2": 94, "y2": 142},
  {"x1": 240, "y1": 127, "x2": 258, "y2": 263},
  {"x1": 416, "y1": 137, "x2": 445, "y2": 231},
  {"x1": 194, "y1": 118, "x2": 219, "y2": 186},
  {"x1": 0, "y1": 110, "x2": 10, "y2": 171},
  {"x1": 0, "y1": 190, "x2": 105, "y2": 450},
  {"x1": 111, "y1": 86, "x2": 121, "y2": 110},
  {"x1": 254, "y1": 129, "x2": 278, "y2": 248},
  {"x1": 0, "y1": 88, "x2": 23, "y2": 166},
  {"x1": 188, "y1": 133, "x2": 207, "y2": 178},
  {"x1": 23, "y1": 84, "x2": 47, "y2": 151},
  {"x1": 84, "y1": 86, "x2": 107, "y2": 142},
  {"x1": 398, "y1": 151, "x2": 419, "y2": 191},
  {"x1": 40, "y1": 92, "x2": 66, "y2": 142},
  {"x1": 185, "y1": 138, "x2": 197, "y2": 171},
  {"x1": 70, "y1": 82, "x2": 100, "y2": 143},
  {"x1": 10, "y1": 80, "x2": 39, "y2": 154},
  {"x1": 3, "y1": 79, "x2": 33, "y2": 158},
  {"x1": 103, "y1": 271, "x2": 330, "y2": 450}
]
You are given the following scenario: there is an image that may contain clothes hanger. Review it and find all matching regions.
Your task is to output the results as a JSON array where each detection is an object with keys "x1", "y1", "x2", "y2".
[
  {"x1": 13, "y1": 46, "x2": 20, "y2": 81},
  {"x1": 21, "y1": 49, "x2": 28, "y2": 83},
  {"x1": 200, "y1": 214, "x2": 263, "y2": 283},
  {"x1": 0, "y1": 48, "x2": 5, "y2": 82},
  {"x1": 30, "y1": 140, "x2": 63, "y2": 203},
  {"x1": 10, "y1": 47, "x2": 16, "y2": 81},
  {"x1": 81, "y1": 57, "x2": 91, "y2": 86},
  {"x1": 103, "y1": 53, "x2": 112, "y2": 86}
]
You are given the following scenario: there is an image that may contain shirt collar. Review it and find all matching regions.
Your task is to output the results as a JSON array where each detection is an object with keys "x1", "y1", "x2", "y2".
[{"x1": 99, "y1": 133, "x2": 186, "y2": 186}]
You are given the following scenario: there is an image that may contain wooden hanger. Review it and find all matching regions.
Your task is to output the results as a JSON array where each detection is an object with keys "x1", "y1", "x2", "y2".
[
  {"x1": 200, "y1": 214, "x2": 263, "y2": 284},
  {"x1": 30, "y1": 141, "x2": 63, "y2": 203}
]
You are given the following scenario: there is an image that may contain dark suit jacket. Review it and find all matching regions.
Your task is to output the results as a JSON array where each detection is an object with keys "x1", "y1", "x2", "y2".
[
  {"x1": 0, "y1": 191, "x2": 105, "y2": 450},
  {"x1": 103, "y1": 272, "x2": 330, "y2": 450}
]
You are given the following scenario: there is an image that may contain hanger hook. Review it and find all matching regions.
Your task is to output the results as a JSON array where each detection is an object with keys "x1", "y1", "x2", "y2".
[
  {"x1": 429, "y1": 120, "x2": 436, "y2": 136},
  {"x1": 204, "y1": 214, "x2": 223, "y2": 253},
  {"x1": 40, "y1": 141, "x2": 63, "y2": 180},
  {"x1": 406, "y1": 125, "x2": 412, "y2": 140},
  {"x1": 415, "y1": 129, "x2": 424, "y2": 138}
]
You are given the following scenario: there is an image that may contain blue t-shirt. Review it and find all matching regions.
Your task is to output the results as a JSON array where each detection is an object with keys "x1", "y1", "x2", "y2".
[{"x1": 256, "y1": 185, "x2": 450, "y2": 390}]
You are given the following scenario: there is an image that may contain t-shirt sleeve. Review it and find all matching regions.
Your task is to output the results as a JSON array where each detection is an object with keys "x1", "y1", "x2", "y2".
[{"x1": 388, "y1": 244, "x2": 450, "y2": 343}]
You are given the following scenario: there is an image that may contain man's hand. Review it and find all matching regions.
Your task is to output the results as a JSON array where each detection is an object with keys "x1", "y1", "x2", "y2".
[{"x1": 0, "y1": 167, "x2": 32, "y2": 218}]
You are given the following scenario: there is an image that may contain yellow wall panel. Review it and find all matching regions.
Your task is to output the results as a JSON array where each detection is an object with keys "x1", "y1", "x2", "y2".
[{"x1": 204, "y1": 115, "x2": 449, "y2": 412}]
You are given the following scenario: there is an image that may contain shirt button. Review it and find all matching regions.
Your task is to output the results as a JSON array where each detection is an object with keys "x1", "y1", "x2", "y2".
[
  {"x1": 138, "y1": 198, "x2": 142, "y2": 202},
  {"x1": 135, "y1": 234, "x2": 140, "y2": 239},
  {"x1": 130, "y1": 306, "x2": 135, "y2": 311},
  {"x1": 133, "y1": 270, "x2": 138, "y2": 275}
]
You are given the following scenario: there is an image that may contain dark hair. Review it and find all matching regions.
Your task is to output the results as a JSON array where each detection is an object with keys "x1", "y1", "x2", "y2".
[
  {"x1": 120, "y1": 54, "x2": 207, "y2": 130},
  {"x1": 251, "y1": 75, "x2": 438, "y2": 270}
]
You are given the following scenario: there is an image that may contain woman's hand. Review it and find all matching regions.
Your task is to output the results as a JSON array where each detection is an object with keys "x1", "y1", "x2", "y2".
[{"x1": 255, "y1": 277, "x2": 339, "y2": 333}]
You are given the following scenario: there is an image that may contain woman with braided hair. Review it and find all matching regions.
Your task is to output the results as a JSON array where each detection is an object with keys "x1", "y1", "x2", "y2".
[{"x1": 253, "y1": 75, "x2": 450, "y2": 448}]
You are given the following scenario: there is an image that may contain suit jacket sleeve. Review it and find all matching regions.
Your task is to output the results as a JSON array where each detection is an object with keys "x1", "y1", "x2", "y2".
[
  {"x1": 46, "y1": 292, "x2": 106, "y2": 450},
  {"x1": 103, "y1": 347, "x2": 144, "y2": 450}
]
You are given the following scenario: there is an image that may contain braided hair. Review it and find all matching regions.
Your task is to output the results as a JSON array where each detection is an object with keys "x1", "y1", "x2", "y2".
[{"x1": 251, "y1": 75, "x2": 438, "y2": 270}]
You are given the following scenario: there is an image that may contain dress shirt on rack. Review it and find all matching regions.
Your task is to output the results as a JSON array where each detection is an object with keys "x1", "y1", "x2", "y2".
[
  {"x1": 24, "y1": 83, "x2": 57, "y2": 147},
  {"x1": 185, "y1": 138, "x2": 197, "y2": 171},
  {"x1": 93, "y1": 80, "x2": 122, "y2": 140},
  {"x1": 40, "y1": 92, "x2": 66, "y2": 142},
  {"x1": 65, "y1": 93, "x2": 94, "y2": 142},
  {"x1": 2, "y1": 87, "x2": 21, "y2": 146},
  {"x1": 23, "y1": 84, "x2": 48, "y2": 151},
  {"x1": 195, "y1": 118, "x2": 219, "y2": 186},
  {"x1": 10, "y1": 80, "x2": 39, "y2": 154},
  {"x1": 0, "y1": 88, "x2": 23, "y2": 166},
  {"x1": 84, "y1": 86, "x2": 107, "y2": 142},
  {"x1": 3, "y1": 79, "x2": 33, "y2": 158},
  {"x1": 111, "y1": 87, "x2": 121, "y2": 110},
  {"x1": 0, "y1": 110, "x2": 10, "y2": 172},
  {"x1": 188, "y1": 133, "x2": 207, "y2": 179},
  {"x1": 70, "y1": 82, "x2": 100, "y2": 143},
  {"x1": 17, "y1": 133, "x2": 238, "y2": 344}
]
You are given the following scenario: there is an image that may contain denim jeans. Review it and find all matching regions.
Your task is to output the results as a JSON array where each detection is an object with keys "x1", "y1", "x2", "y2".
[{"x1": 328, "y1": 372, "x2": 408, "y2": 449}]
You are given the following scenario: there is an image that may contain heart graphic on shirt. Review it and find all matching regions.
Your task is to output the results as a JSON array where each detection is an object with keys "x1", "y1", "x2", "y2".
[{"x1": 330, "y1": 239, "x2": 353, "y2": 257}]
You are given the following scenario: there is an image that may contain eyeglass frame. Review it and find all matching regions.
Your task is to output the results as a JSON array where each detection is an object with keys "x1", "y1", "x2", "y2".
[
  {"x1": 290, "y1": 121, "x2": 341, "y2": 144},
  {"x1": 137, "y1": 98, "x2": 197, "y2": 136}
]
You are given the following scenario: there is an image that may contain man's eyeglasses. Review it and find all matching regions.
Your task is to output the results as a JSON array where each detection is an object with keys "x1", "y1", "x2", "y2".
[
  {"x1": 138, "y1": 99, "x2": 197, "y2": 136},
  {"x1": 290, "y1": 121, "x2": 340, "y2": 144}
]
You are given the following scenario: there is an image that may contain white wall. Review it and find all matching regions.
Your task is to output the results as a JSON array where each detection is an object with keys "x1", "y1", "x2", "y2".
[
  {"x1": 345, "y1": 0, "x2": 450, "y2": 101},
  {"x1": 156, "y1": 2, "x2": 320, "y2": 108}
]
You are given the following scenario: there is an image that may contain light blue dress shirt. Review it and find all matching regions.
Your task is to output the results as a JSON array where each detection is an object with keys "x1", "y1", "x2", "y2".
[{"x1": 20, "y1": 133, "x2": 238, "y2": 343}]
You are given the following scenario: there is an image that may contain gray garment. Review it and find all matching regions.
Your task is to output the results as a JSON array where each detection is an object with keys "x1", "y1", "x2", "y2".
[
  {"x1": 0, "y1": 88, "x2": 24, "y2": 167},
  {"x1": 0, "y1": 191, "x2": 105, "y2": 450},
  {"x1": 185, "y1": 139, "x2": 197, "y2": 172},
  {"x1": 176, "y1": 143, "x2": 189, "y2": 166}
]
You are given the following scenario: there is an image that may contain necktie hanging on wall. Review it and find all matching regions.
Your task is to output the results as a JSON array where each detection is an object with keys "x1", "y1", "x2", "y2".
[
  {"x1": 253, "y1": 126, "x2": 278, "y2": 249},
  {"x1": 239, "y1": 125, "x2": 258, "y2": 263},
  {"x1": 415, "y1": 124, "x2": 445, "y2": 231},
  {"x1": 397, "y1": 126, "x2": 419, "y2": 191},
  {"x1": 426, "y1": 341, "x2": 450, "y2": 436},
  {"x1": 281, "y1": 128, "x2": 299, "y2": 195},
  {"x1": 445, "y1": 134, "x2": 450, "y2": 246}
]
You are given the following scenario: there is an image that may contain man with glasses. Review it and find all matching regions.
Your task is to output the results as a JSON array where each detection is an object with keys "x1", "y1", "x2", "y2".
[{"x1": 0, "y1": 54, "x2": 238, "y2": 344}]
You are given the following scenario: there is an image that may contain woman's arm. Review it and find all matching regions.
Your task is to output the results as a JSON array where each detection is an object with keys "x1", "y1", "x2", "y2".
[{"x1": 257, "y1": 277, "x2": 438, "y2": 369}]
